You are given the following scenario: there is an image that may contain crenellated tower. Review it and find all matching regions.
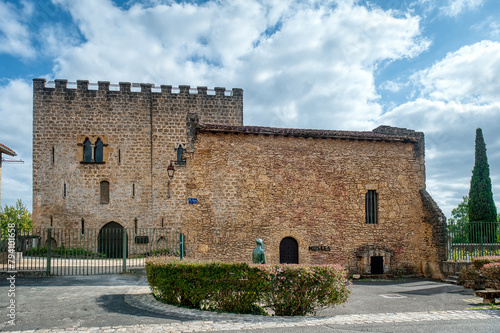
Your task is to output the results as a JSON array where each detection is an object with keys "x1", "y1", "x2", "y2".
[{"x1": 32, "y1": 78, "x2": 243, "y2": 230}]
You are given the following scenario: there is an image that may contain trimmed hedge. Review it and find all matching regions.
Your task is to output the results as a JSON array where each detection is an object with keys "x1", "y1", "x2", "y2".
[
  {"x1": 481, "y1": 263, "x2": 500, "y2": 289},
  {"x1": 259, "y1": 264, "x2": 351, "y2": 316},
  {"x1": 146, "y1": 257, "x2": 268, "y2": 314},
  {"x1": 146, "y1": 257, "x2": 351, "y2": 316},
  {"x1": 472, "y1": 256, "x2": 500, "y2": 269},
  {"x1": 457, "y1": 256, "x2": 500, "y2": 289}
]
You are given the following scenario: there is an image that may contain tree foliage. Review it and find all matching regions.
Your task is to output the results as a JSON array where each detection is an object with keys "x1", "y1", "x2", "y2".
[
  {"x1": 468, "y1": 128, "x2": 497, "y2": 222},
  {"x1": 448, "y1": 196, "x2": 469, "y2": 243},
  {"x1": 0, "y1": 199, "x2": 32, "y2": 240},
  {"x1": 449, "y1": 196, "x2": 469, "y2": 225}
]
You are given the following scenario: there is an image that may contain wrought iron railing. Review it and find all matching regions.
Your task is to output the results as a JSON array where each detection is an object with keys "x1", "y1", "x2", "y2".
[
  {"x1": 0, "y1": 228, "x2": 184, "y2": 275},
  {"x1": 446, "y1": 221, "x2": 500, "y2": 260}
]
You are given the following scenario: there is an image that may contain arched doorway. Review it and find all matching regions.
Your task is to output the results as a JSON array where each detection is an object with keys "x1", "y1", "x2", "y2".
[
  {"x1": 98, "y1": 222, "x2": 127, "y2": 258},
  {"x1": 280, "y1": 237, "x2": 299, "y2": 264}
]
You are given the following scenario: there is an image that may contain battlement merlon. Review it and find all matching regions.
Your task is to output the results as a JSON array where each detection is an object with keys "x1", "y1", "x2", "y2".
[{"x1": 32, "y1": 78, "x2": 243, "y2": 97}]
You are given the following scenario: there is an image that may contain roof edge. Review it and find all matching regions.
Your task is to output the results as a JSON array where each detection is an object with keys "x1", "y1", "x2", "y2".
[
  {"x1": 0, "y1": 143, "x2": 16, "y2": 156},
  {"x1": 198, "y1": 124, "x2": 421, "y2": 142}
]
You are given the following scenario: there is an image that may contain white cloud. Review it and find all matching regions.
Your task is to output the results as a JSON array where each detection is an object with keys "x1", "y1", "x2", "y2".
[
  {"x1": 413, "y1": 41, "x2": 500, "y2": 104},
  {"x1": 0, "y1": 79, "x2": 33, "y2": 209},
  {"x1": 471, "y1": 16, "x2": 500, "y2": 38},
  {"x1": 0, "y1": 0, "x2": 35, "y2": 58},
  {"x1": 439, "y1": 0, "x2": 484, "y2": 17},
  {"x1": 379, "y1": 80, "x2": 408, "y2": 93},
  {"x1": 381, "y1": 40, "x2": 500, "y2": 216},
  {"x1": 46, "y1": 0, "x2": 428, "y2": 132}
]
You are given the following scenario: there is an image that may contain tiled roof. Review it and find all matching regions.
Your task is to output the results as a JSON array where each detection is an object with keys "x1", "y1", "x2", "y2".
[
  {"x1": 199, "y1": 124, "x2": 421, "y2": 143},
  {"x1": 0, "y1": 143, "x2": 17, "y2": 156}
]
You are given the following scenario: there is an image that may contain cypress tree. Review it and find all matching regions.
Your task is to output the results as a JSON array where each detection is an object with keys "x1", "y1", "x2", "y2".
[{"x1": 468, "y1": 128, "x2": 497, "y2": 242}]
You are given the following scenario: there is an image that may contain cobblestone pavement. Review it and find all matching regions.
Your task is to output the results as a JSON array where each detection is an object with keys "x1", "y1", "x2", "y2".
[
  {"x1": 5, "y1": 308, "x2": 500, "y2": 332},
  {"x1": 5, "y1": 285, "x2": 500, "y2": 333}
]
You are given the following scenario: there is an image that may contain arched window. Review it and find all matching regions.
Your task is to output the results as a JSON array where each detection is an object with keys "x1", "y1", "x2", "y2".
[
  {"x1": 94, "y1": 138, "x2": 103, "y2": 162},
  {"x1": 83, "y1": 138, "x2": 92, "y2": 162},
  {"x1": 100, "y1": 181, "x2": 110, "y2": 204}
]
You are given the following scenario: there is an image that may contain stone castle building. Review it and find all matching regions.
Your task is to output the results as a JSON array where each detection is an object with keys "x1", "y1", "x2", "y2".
[{"x1": 32, "y1": 78, "x2": 446, "y2": 277}]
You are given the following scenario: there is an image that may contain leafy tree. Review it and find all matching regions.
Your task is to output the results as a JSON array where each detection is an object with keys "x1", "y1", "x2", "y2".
[
  {"x1": 449, "y1": 196, "x2": 469, "y2": 225},
  {"x1": 447, "y1": 196, "x2": 469, "y2": 243},
  {"x1": 0, "y1": 199, "x2": 32, "y2": 241},
  {"x1": 468, "y1": 128, "x2": 497, "y2": 242}
]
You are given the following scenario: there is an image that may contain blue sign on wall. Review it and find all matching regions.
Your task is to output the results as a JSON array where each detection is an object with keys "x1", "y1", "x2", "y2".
[{"x1": 188, "y1": 198, "x2": 198, "y2": 204}]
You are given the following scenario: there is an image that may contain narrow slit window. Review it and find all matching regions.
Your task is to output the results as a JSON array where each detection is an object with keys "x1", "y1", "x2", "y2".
[
  {"x1": 83, "y1": 138, "x2": 92, "y2": 162},
  {"x1": 118, "y1": 149, "x2": 121, "y2": 164},
  {"x1": 100, "y1": 181, "x2": 110, "y2": 204},
  {"x1": 52, "y1": 146, "x2": 55, "y2": 164},
  {"x1": 63, "y1": 182, "x2": 67, "y2": 198},
  {"x1": 132, "y1": 183, "x2": 135, "y2": 197},
  {"x1": 94, "y1": 138, "x2": 103, "y2": 162},
  {"x1": 134, "y1": 218, "x2": 138, "y2": 233},
  {"x1": 81, "y1": 218, "x2": 85, "y2": 235},
  {"x1": 365, "y1": 190, "x2": 378, "y2": 224}
]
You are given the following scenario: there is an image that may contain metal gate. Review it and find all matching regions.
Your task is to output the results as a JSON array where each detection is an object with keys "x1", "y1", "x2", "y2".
[
  {"x1": 279, "y1": 237, "x2": 299, "y2": 264},
  {"x1": 0, "y1": 227, "x2": 184, "y2": 276},
  {"x1": 98, "y1": 222, "x2": 127, "y2": 258}
]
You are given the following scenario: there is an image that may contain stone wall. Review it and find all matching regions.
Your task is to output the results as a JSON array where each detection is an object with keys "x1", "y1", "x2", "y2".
[
  {"x1": 32, "y1": 78, "x2": 445, "y2": 277},
  {"x1": 178, "y1": 123, "x2": 444, "y2": 276},
  {"x1": 32, "y1": 79, "x2": 243, "y2": 230}
]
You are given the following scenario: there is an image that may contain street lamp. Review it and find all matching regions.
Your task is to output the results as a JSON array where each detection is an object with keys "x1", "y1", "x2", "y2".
[
  {"x1": 167, "y1": 162, "x2": 175, "y2": 198},
  {"x1": 167, "y1": 162, "x2": 175, "y2": 179}
]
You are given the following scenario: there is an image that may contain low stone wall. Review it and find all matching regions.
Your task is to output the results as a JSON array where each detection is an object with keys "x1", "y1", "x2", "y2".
[{"x1": 441, "y1": 261, "x2": 473, "y2": 277}]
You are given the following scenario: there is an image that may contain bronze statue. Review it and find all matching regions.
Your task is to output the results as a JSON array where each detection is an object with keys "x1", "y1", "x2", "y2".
[{"x1": 252, "y1": 238, "x2": 266, "y2": 264}]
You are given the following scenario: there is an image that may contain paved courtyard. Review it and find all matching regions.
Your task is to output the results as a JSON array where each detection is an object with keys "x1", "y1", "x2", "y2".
[{"x1": 0, "y1": 274, "x2": 499, "y2": 332}]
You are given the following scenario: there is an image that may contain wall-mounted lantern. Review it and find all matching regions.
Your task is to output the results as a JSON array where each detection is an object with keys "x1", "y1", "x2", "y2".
[
  {"x1": 167, "y1": 162, "x2": 175, "y2": 179},
  {"x1": 167, "y1": 162, "x2": 175, "y2": 198}
]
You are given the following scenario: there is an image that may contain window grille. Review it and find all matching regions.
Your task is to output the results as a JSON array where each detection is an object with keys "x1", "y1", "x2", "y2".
[{"x1": 365, "y1": 190, "x2": 378, "y2": 224}]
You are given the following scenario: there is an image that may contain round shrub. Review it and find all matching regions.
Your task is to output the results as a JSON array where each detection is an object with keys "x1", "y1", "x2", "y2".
[
  {"x1": 146, "y1": 257, "x2": 351, "y2": 316},
  {"x1": 258, "y1": 264, "x2": 351, "y2": 316}
]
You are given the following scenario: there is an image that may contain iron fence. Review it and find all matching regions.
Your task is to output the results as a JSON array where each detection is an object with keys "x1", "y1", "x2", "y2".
[
  {"x1": 446, "y1": 221, "x2": 500, "y2": 260},
  {"x1": 0, "y1": 228, "x2": 184, "y2": 275}
]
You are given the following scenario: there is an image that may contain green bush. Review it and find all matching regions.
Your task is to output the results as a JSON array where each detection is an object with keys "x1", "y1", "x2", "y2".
[
  {"x1": 145, "y1": 258, "x2": 351, "y2": 316},
  {"x1": 259, "y1": 264, "x2": 351, "y2": 316},
  {"x1": 457, "y1": 266, "x2": 480, "y2": 289},
  {"x1": 25, "y1": 246, "x2": 106, "y2": 258},
  {"x1": 481, "y1": 263, "x2": 500, "y2": 289},
  {"x1": 146, "y1": 257, "x2": 267, "y2": 313},
  {"x1": 473, "y1": 256, "x2": 500, "y2": 269},
  {"x1": 458, "y1": 257, "x2": 500, "y2": 289}
]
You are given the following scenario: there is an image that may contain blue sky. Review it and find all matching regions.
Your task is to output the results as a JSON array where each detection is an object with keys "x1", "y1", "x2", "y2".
[{"x1": 1, "y1": 0, "x2": 499, "y2": 218}]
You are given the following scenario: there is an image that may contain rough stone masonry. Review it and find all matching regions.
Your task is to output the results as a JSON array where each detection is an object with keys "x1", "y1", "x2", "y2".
[{"x1": 32, "y1": 78, "x2": 446, "y2": 277}]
